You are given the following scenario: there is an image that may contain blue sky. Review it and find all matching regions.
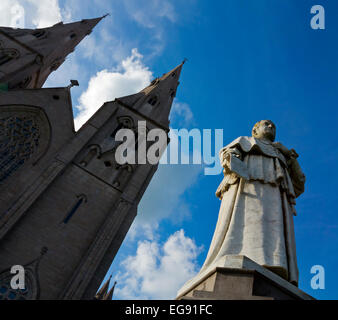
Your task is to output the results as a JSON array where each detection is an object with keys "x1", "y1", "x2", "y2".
[{"x1": 2, "y1": 0, "x2": 337, "y2": 300}]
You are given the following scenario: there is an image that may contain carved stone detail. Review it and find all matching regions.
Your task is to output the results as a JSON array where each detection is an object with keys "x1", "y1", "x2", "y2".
[
  {"x1": 112, "y1": 164, "x2": 134, "y2": 190},
  {"x1": 0, "y1": 247, "x2": 48, "y2": 300},
  {"x1": 79, "y1": 116, "x2": 138, "y2": 189},
  {"x1": 80, "y1": 144, "x2": 101, "y2": 167},
  {"x1": 0, "y1": 105, "x2": 51, "y2": 184},
  {"x1": 0, "y1": 48, "x2": 20, "y2": 66}
]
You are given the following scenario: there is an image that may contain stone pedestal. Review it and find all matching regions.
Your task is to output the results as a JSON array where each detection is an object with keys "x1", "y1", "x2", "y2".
[{"x1": 176, "y1": 255, "x2": 314, "y2": 300}]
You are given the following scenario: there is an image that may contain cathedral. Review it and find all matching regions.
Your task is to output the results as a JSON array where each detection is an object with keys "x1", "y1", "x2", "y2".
[{"x1": 0, "y1": 16, "x2": 183, "y2": 300}]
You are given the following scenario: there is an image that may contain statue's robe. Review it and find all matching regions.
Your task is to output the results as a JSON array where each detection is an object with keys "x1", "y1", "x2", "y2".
[{"x1": 200, "y1": 136, "x2": 305, "y2": 285}]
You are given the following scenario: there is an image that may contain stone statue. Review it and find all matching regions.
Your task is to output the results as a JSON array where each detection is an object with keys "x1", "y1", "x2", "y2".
[{"x1": 200, "y1": 120, "x2": 305, "y2": 286}]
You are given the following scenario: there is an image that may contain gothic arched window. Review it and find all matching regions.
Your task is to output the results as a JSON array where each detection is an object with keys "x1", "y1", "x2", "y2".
[
  {"x1": 0, "y1": 116, "x2": 40, "y2": 183},
  {"x1": 112, "y1": 164, "x2": 134, "y2": 190},
  {"x1": 147, "y1": 96, "x2": 158, "y2": 106},
  {"x1": 62, "y1": 194, "x2": 87, "y2": 224},
  {"x1": 0, "y1": 248, "x2": 46, "y2": 300},
  {"x1": 80, "y1": 145, "x2": 101, "y2": 167},
  {"x1": 0, "y1": 281, "x2": 29, "y2": 300},
  {"x1": 0, "y1": 105, "x2": 51, "y2": 185},
  {"x1": 116, "y1": 116, "x2": 135, "y2": 130}
]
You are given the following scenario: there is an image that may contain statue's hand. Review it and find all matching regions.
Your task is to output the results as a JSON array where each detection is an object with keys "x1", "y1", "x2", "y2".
[
  {"x1": 223, "y1": 148, "x2": 241, "y2": 160},
  {"x1": 221, "y1": 147, "x2": 242, "y2": 168},
  {"x1": 230, "y1": 149, "x2": 241, "y2": 159},
  {"x1": 221, "y1": 148, "x2": 242, "y2": 168}
]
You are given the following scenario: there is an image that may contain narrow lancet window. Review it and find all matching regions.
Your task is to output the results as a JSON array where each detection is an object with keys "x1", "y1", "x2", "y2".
[
  {"x1": 63, "y1": 195, "x2": 87, "y2": 224},
  {"x1": 147, "y1": 96, "x2": 158, "y2": 106}
]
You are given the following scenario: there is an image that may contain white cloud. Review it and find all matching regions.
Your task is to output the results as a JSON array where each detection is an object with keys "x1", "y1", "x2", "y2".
[
  {"x1": 170, "y1": 102, "x2": 195, "y2": 127},
  {"x1": 126, "y1": 162, "x2": 202, "y2": 242},
  {"x1": 0, "y1": 1, "x2": 26, "y2": 28},
  {"x1": 74, "y1": 48, "x2": 152, "y2": 130},
  {"x1": 139, "y1": 164, "x2": 200, "y2": 225},
  {"x1": 124, "y1": 0, "x2": 176, "y2": 29},
  {"x1": 0, "y1": 0, "x2": 62, "y2": 29},
  {"x1": 123, "y1": 0, "x2": 177, "y2": 57},
  {"x1": 60, "y1": 4, "x2": 72, "y2": 23},
  {"x1": 114, "y1": 229, "x2": 202, "y2": 299},
  {"x1": 78, "y1": 26, "x2": 130, "y2": 67},
  {"x1": 28, "y1": 0, "x2": 62, "y2": 28}
]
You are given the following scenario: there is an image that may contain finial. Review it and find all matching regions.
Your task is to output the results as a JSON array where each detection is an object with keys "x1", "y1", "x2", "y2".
[
  {"x1": 67, "y1": 79, "x2": 79, "y2": 89},
  {"x1": 102, "y1": 13, "x2": 111, "y2": 19},
  {"x1": 182, "y1": 58, "x2": 188, "y2": 64}
]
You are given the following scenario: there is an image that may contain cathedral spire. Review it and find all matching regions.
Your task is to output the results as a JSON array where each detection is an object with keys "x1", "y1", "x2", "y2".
[
  {"x1": 0, "y1": 16, "x2": 105, "y2": 89},
  {"x1": 103, "y1": 281, "x2": 117, "y2": 300},
  {"x1": 116, "y1": 61, "x2": 185, "y2": 128},
  {"x1": 94, "y1": 275, "x2": 112, "y2": 300}
]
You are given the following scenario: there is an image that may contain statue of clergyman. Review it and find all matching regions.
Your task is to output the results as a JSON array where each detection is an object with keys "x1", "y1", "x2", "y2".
[{"x1": 199, "y1": 120, "x2": 305, "y2": 286}]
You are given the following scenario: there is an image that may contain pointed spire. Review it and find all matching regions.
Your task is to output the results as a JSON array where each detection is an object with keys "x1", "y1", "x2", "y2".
[
  {"x1": 0, "y1": 16, "x2": 104, "y2": 89},
  {"x1": 94, "y1": 275, "x2": 112, "y2": 300},
  {"x1": 116, "y1": 61, "x2": 184, "y2": 128},
  {"x1": 103, "y1": 281, "x2": 117, "y2": 300}
]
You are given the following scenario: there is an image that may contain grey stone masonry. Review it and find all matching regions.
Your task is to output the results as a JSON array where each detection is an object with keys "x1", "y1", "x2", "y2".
[
  {"x1": 0, "y1": 17, "x2": 104, "y2": 90},
  {"x1": 0, "y1": 16, "x2": 185, "y2": 300},
  {"x1": 176, "y1": 255, "x2": 315, "y2": 300}
]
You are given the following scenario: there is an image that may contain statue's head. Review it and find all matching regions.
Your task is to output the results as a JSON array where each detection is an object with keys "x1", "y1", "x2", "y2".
[{"x1": 252, "y1": 120, "x2": 276, "y2": 142}]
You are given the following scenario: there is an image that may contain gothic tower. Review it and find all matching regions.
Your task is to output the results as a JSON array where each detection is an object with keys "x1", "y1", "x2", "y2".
[
  {"x1": 0, "y1": 18, "x2": 184, "y2": 300},
  {"x1": 0, "y1": 16, "x2": 105, "y2": 90}
]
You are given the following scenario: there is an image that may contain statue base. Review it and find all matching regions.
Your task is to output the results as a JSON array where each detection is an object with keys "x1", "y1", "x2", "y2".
[{"x1": 176, "y1": 255, "x2": 314, "y2": 300}]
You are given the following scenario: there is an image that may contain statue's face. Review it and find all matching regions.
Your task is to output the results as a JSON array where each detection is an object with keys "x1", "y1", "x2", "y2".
[{"x1": 253, "y1": 120, "x2": 276, "y2": 142}]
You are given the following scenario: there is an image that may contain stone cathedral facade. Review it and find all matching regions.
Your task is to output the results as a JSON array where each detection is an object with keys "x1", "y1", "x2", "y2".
[{"x1": 0, "y1": 17, "x2": 183, "y2": 300}]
